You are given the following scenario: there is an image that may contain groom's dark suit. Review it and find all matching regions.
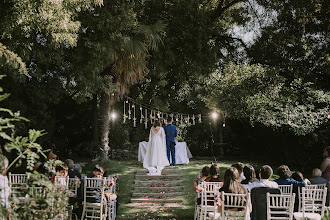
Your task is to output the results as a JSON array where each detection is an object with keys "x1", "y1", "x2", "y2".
[{"x1": 163, "y1": 123, "x2": 177, "y2": 165}]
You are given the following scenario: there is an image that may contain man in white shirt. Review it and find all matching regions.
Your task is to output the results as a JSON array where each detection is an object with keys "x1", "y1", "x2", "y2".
[{"x1": 244, "y1": 165, "x2": 278, "y2": 192}]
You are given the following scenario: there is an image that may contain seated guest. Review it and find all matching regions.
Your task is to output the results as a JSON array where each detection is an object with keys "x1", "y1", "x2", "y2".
[
  {"x1": 194, "y1": 166, "x2": 210, "y2": 206},
  {"x1": 215, "y1": 167, "x2": 251, "y2": 214},
  {"x1": 243, "y1": 165, "x2": 278, "y2": 191},
  {"x1": 54, "y1": 164, "x2": 69, "y2": 188},
  {"x1": 292, "y1": 171, "x2": 310, "y2": 185},
  {"x1": 232, "y1": 162, "x2": 245, "y2": 181},
  {"x1": 55, "y1": 164, "x2": 69, "y2": 177},
  {"x1": 194, "y1": 166, "x2": 210, "y2": 192},
  {"x1": 241, "y1": 165, "x2": 259, "y2": 184},
  {"x1": 309, "y1": 168, "x2": 327, "y2": 185},
  {"x1": 219, "y1": 167, "x2": 247, "y2": 194},
  {"x1": 274, "y1": 165, "x2": 307, "y2": 187},
  {"x1": 65, "y1": 159, "x2": 82, "y2": 179},
  {"x1": 0, "y1": 154, "x2": 10, "y2": 208},
  {"x1": 205, "y1": 164, "x2": 223, "y2": 182},
  {"x1": 88, "y1": 164, "x2": 104, "y2": 179},
  {"x1": 85, "y1": 164, "x2": 105, "y2": 203}
]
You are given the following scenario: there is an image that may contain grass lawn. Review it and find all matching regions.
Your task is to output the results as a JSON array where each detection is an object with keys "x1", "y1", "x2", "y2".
[{"x1": 82, "y1": 158, "x2": 269, "y2": 219}]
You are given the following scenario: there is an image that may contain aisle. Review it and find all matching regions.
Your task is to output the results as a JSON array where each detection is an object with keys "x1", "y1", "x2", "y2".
[{"x1": 128, "y1": 168, "x2": 185, "y2": 219}]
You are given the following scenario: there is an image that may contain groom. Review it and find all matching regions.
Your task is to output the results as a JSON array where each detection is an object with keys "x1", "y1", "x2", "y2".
[{"x1": 163, "y1": 118, "x2": 177, "y2": 166}]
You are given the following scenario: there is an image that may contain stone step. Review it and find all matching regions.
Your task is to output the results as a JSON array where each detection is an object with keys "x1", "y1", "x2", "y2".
[
  {"x1": 136, "y1": 169, "x2": 181, "y2": 174},
  {"x1": 134, "y1": 180, "x2": 183, "y2": 186},
  {"x1": 127, "y1": 202, "x2": 184, "y2": 209},
  {"x1": 134, "y1": 186, "x2": 184, "y2": 192},
  {"x1": 130, "y1": 198, "x2": 183, "y2": 203},
  {"x1": 135, "y1": 174, "x2": 181, "y2": 179},
  {"x1": 132, "y1": 192, "x2": 184, "y2": 197}
]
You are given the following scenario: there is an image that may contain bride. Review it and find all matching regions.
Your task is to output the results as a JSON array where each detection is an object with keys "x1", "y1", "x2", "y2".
[{"x1": 143, "y1": 120, "x2": 169, "y2": 175}]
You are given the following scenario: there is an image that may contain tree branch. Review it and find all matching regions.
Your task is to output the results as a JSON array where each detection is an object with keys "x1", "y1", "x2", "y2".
[
  {"x1": 218, "y1": 35, "x2": 248, "y2": 50},
  {"x1": 213, "y1": 0, "x2": 243, "y2": 20}
]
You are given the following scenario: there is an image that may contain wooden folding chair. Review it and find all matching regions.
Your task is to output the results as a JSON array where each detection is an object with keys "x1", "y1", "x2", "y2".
[
  {"x1": 81, "y1": 177, "x2": 106, "y2": 220},
  {"x1": 294, "y1": 187, "x2": 327, "y2": 220},
  {"x1": 221, "y1": 192, "x2": 250, "y2": 220},
  {"x1": 8, "y1": 172, "x2": 29, "y2": 199},
  {"x1": 266, "y1": 192, "x2": 295, "y2": 220}
]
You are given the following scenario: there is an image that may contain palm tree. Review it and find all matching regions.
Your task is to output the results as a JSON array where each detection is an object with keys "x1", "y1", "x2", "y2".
[{"x1": 98, "y1": 21, "x2": 166, "y2": 161}]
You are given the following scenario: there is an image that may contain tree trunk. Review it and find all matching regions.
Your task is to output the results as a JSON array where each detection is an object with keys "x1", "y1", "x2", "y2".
[
  {"x1": 92, "y1": 94, "x2": 98, "y2": 142},
  {"x1": 99, "y1": 93, "x2": 111, "y2": 161}
]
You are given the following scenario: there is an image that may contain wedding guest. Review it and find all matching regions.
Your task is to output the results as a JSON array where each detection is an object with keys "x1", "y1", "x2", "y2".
[
  {"x1": 55, "y1": 164, "x2": 69, "y2": 177},
  {"x1": 243, "y1": 165, "x2": 278, "y2": 191},
  {"x1": 309, "y1": 168, "x2": 327, "y2": 185},
  {"x1": 215, "y1": 167, "x2": 251, "y2": 215},
  {"x1": 88, "y1": 164, "x2": 104, "y2": 178},
  {"x1": 292, "y1": 171, "x2": 310, "y2": 185},
  {"x1": 194, "y1": 166, "x2": 210, "y2": 192},
  {"x1": 205, "y1": 164, "x2": 223, "y2": 182},
  {"x1": 241, "y1": 165, "x2": 259, "y2": 184},
  {"x1": 274, "y1": 165, "x2": 307, "y2": 187},
  {"x1": 194, "y1": 166, "x2": 210, "y2": 206},
  {"x1": 321, "y1": 146, "x2": 330, "y2": 182},
  {"x1": 232, "y1": 162, "x2": 245, "y2": 181},
  {"x1": 65, "y1": 159, "x2": 82, "y2": 179},
  {"x1": 0, "y1": 154, "x2": 10, "y2": 208}
]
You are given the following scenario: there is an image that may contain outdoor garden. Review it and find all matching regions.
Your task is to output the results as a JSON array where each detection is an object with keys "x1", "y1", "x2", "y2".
[{"x1": 0, "y1": 0, "x2": 329, "y2": 219}]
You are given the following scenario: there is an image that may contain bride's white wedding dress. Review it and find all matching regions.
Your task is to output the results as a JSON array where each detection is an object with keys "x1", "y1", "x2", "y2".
[{"x1": 143, "y1": 127, "x2": 169, "y2": 174}]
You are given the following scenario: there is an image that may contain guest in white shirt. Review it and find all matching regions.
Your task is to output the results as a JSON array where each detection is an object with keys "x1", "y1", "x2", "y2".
[
  {"x1": 0, "y1": 154, "x2": 11, "y2": 208},
  {"x1": 243, "y1": 165, "x2": 278, "y2": 192}
]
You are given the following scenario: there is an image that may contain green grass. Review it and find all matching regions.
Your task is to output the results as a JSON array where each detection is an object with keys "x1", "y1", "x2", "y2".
[{"x1": 82, "y1": 159, "x2": 279, "y2": 219}]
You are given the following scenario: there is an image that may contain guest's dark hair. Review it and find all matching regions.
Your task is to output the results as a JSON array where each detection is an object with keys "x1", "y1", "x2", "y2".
[
  {"x1": 292, "y1": 171, "x2": 303, "y2": 182},
  {"x1": 153, "y1": 120, "x2": 161, "y2": 128},
  {"x1": 277, "y1": 165, "x2": 291, "y2": 179},
  {"x1": 223, "y1": 167, "x2": 246, "y2": 194},
  {"x1": 55, "y1": 164, "x2": 68, "y2": 172},
  {"x1": 93, "y1": 164, "x2": 105, "y2": 174},
  {"x1": 166, "y1": 117, "x2": 173, "y2": 123},
  {"x1": 201, "y1": 166, "x2": 210, "y2": 177},
  {"x1": 210, "y1": 164, "x2": 219, "y2": 176},
  {"x1": 243, "y1": 165, "x2": 256, "y2": 181},
  {"x1": 260, "y1": 165, "x2": 273, "y2": 179},
  {"x1": 324, "y1": 146, "x2": 330, "y2": 155},
  {"x1": 232, "y1": 162, "x2": 244, "y2": 174}
]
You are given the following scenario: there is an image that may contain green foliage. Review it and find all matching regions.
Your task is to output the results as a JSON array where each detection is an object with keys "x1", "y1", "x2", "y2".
[
  {"x1": 204, "y1": 63, "x2": 330, "y2": 135},
  {"x1": 0, "y1": 83, "x2": 69, "y2": 219}
]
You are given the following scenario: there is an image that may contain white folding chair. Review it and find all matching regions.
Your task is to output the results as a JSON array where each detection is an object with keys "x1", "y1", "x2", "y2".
[
  {"x1": 104, "y1": 177, "x2": 117, "y2": 220},
  {"x1": 199, "y1": 187, "x2": 219, "y2": 220},
  {"x1": 266, "y1": 192, "x2": 295, "y2": 220},
  {"x1": 8, "y1": 173, "x2": 29, "y2": 198},
  {"x1": 221, "y1": 192, "x2": 250, "y2": 220},
  {"x1": 198, "y1": 182, "x2": 223, "y2": 220},
  {"x1": 278, "y1": 184, "x2": 293, "y2": 195},
  {"x1": 293, "y1": 187, "x2": 327, "y2": 220},
  {"x1": 68, "y1": 178, "x2": 79, "y2": 198},
  {"x1": 54, "y1": 176, "x2": 69, "y2": 188},
  {"x1": 297, "y1": 184, "x2": 326, "y2": 212},
  {"x1": 81, "y1": 177, "x2": 106, "y2": 220}
]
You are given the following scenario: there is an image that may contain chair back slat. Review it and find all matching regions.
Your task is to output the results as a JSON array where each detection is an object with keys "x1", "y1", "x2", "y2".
[{"x1": 278, "y1": 184, "x2": 293, "y2": 195}]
